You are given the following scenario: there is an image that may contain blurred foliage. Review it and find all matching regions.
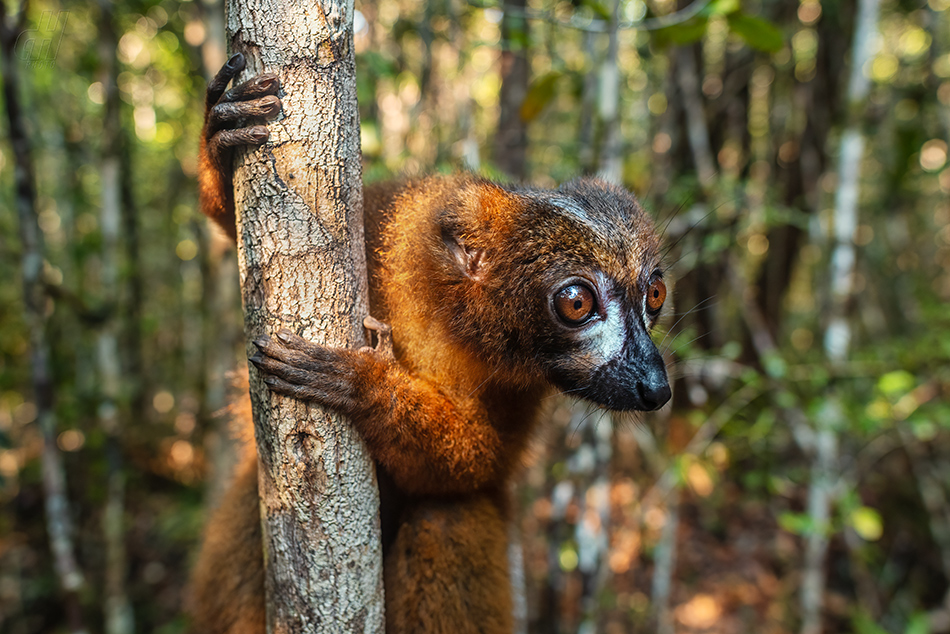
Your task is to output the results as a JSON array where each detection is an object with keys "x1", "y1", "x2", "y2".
[{"x1": 1, "y1": 0, "x2": 949, "y2": 632}]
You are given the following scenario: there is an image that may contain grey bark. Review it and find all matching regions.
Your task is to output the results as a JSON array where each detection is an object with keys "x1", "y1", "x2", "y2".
[
  {"x1": 802, "y1": 0, "x2": 881, "y2": 632},
  {"x1": 651, "y1": 489, "x2": 680, "y2": 634},
  {"x1": 595, "y1": 0, "x2": 623, "y2": 184},
  {"x1": 674, "y1": 45, "x2": 716, "y2": 188},
  {"x1": 225, "y1": 0, "x2": 384, "y2": 631},
  {"x1": 96, "y1": 3, "x2": 133, "y2": 632}
]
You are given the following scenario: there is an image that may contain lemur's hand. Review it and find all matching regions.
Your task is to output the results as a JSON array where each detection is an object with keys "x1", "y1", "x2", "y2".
[
  {"x1": 249, "y1": 318, "x2": 394, "y2": 415},
  {"x1": 198, "y1": 53, "x2": 282, "y2": 239}
]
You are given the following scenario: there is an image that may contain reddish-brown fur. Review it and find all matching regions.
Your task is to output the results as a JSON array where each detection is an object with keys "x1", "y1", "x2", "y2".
[
  {"x1": 190, "y1": 57, "x2": 668, "y2": 634},
  {"x1": 191, "y1": 176, "x2": 540, "y2": 634}
]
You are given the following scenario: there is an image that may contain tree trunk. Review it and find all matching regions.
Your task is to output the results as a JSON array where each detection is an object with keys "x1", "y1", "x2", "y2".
[
  {"x1": 0, "y1": 6, "x2": 87, "y2": 633},
  {"x1": 596, "y1": 0, "x2": 623, "y2": 184},
  {"x1": 96, "y1": 3, "x2": 133, "y2": 632},
  {"x1": 225, "y1": 0, "x2": 384, "y2": 631},
  {"x1": 674, "y1": 45, "x2": 716, "y2": 190},
  {"x1": 801, "y1": 1, "x2": 881, "y2": 632},
  {"x1": 494, "y1": 0, "x2": 529, "y2": 181}
]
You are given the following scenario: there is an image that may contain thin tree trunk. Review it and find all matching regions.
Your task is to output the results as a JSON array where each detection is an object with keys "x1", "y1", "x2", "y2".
[
  {"x1": 0, "y1": 6, "x2": 87, "y2": 633},
  {"x1": 508, "y1": 522, "x2": 528, "y2": 634},
  {"x1": 651, "y1": 489, "x2": 680, "y2": 634},
  {"x1": 675, "y1": 45, "x2": 716, "y2": 189},
  {"x1": 226, "y1": 0, "x2": 384, "y2": 631},
  {"x1": 577, "y1": 29, "x2": 598, "y2": 174},
  {"x1": 801, "y1": 1, "x2": 881, "y2": 632},
  {"x1": 494, "y1": 0, "x2": 529, "y2": 180},
  {"x1": 596, "y1": 0, "x2": 623, "y2": 184},
  {"x1": 96, "y1": 3, "x2": 132, "y2": 632},
  {"x1": 576, "y1": 411, "x2": 612, "y2": 632}
]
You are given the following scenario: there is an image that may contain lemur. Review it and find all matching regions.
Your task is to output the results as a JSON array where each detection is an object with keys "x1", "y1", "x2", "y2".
[{"x1": 190, "y1": 53, "x2": 671, "y2": 634}]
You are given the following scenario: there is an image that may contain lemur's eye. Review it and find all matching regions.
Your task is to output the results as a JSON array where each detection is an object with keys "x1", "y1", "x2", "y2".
[
  {"x1": 646, "y1": 277, "x2": 666, "y2": 315},
  {"x1": 554, "y1": 284, "x2": 596, "y2": 326}
]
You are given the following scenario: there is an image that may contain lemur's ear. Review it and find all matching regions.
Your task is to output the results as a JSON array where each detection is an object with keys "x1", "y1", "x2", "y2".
[
  {"x1": 439, "y1": 178, "x2": 518, "y2": 282},
  {"x1": 442, "y1": 227, "x2": 487, "y2": 282}
]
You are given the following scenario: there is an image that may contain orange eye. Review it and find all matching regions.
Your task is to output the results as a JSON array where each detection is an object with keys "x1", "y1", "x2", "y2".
[
  {"x1": 554, "y1": 284, "x2": 596, "y2": 326},
  {"x1": 646, "y1": 277, "x2": 666, "y2": 314}
]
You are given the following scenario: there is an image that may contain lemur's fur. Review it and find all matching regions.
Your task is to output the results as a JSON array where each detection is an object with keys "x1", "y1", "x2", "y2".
[{"x1": 190, "y1": 53, "x2": 671, "y2": 634}]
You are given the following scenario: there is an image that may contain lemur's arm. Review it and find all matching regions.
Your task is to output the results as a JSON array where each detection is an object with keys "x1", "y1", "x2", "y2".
[
  {"x1": 198, "y1": 53, "x2": 281, "y2": 240},
  {"x1": 250, "y1": 324, "x2": 508, "y2": 497}
]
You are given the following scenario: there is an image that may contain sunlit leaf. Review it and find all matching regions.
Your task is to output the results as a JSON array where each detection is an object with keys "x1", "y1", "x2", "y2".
[
  {"x1": 877, "y1": 370, "x2": 915, "y2": 396},
  {"x1": 727, "y1": 13, "x2": 784, "y2": 53},
  {"x1": 558, "y1": 543, "x2": 579, "y2": 571},
  {"x1": 520, "y1": 71, "x2": 562, "y2": 122},
  {"x1": 849, "y1": 507, "x2": 883, "y2": 541}
]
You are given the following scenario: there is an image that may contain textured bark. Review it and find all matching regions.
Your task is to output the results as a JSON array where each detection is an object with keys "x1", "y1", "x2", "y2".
[{"x1": 225, "y1": 0, "x2": 384, "y2": 631}]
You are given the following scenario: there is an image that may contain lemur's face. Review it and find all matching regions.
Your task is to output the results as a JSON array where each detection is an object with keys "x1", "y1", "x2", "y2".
[
  {"x1": 540, "y1": 268, "x2": 671, "y2": 412},
  {"x1": 437, "y1": 176, "x2": 671, "y2": 411},
  {"x1": 513, "y1": 179, "x2": 671, "y2": 412}
]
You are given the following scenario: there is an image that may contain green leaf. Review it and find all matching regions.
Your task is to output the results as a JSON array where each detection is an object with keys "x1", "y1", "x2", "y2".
[
  {"x1": 582, "y1": 0, "x2": 613, "y2": 21},
  {"x1": 762, "y1": 351, "x2": 787, "y2": 379},
  {"x1": 652, "y1": 16, "x2": 709, "y2": 48},
  {"x1": 778, "y1": 511, "x2": 814, "y2": 535},
  {"x1": 852, "y1": 610, "x2": 889, "y2": 634},
  {"x1": 701, "y1": 0, "x2": 740, "y2": 16},
  {"x1": 520, "y1": 71, "x2": 562, "y2": 123},
  {"x1": 727, "y1": 13, "x2": 784, "y2": 53},
  {"x1": 906, "y1": 611, "x2": 931, "y2": 634}
]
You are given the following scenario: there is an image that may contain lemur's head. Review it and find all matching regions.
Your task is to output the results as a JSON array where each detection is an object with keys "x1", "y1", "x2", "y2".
[{"x1": 431, "y1": 175, "x2": 671, "y2": 412}]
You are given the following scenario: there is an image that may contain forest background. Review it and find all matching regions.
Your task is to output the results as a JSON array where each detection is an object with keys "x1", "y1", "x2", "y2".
[{"x1": 1, "y1": 0, "x2": 949, "y2": 632}]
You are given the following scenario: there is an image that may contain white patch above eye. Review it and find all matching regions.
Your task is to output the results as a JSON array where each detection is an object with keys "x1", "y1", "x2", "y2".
[{"x1": 553, "y1": 197, "x2": 597, "y2": 231}]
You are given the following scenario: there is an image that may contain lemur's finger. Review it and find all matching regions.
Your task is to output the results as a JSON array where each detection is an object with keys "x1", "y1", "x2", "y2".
[
  {"x1": 206, "y1": 53, "x2": 245, "y2": 109},
  {"x1": 273, "y1": 329, "x2": 339, "y2": 359},
  {"x1": 250, "y1": 351, "x2": 353, "y2": 390},
  {"x1": 363, "y1": 316, "x2": 392, "y2": 336},
  {"x1": 363, "y1": 316, "x2": 393, "y2": 358},
  {"x1": 222, "y1": 73, "x2": 280, "y2": 104},
  {"x1": 261, "y1": 375, "x2": 358, "y2": 412},
  {"x1": 207, "y1": 96, "x2": 281, "y2": 134},
  {"x1": 251, "y1": 337, "x2": 343, "y2": 376},
  {"x1": 205, "y1": 127, "x2": 269, "y2": 167}
]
